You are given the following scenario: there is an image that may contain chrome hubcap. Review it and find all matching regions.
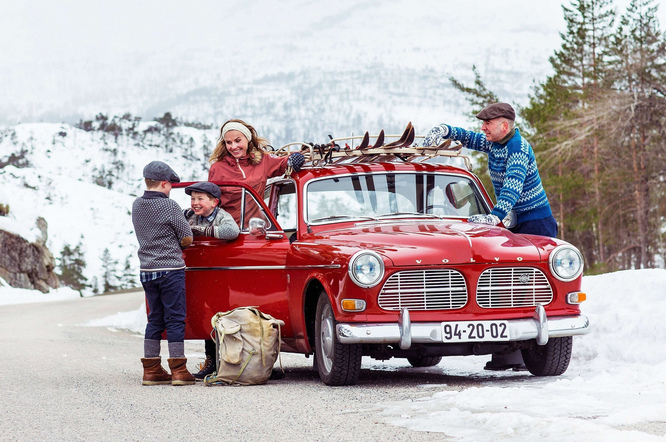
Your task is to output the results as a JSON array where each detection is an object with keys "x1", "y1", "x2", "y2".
[{"x1": 320, "y1": 303, "x2": 334, "y2": 372}]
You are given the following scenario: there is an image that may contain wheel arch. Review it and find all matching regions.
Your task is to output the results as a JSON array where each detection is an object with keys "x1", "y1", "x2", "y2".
[{"x1": 304, "y1": 278, "x2": 327, "y2": 351}]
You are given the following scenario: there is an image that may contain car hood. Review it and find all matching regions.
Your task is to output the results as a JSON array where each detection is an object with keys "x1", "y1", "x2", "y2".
[{"x1": 309, "y1": 220, "x2": 543, "y2": 265}]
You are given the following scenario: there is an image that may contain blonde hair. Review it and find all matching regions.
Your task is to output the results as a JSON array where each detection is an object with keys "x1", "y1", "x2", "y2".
[{"x1": 209, "y1": 119, "x2": 270, "y2": 166}]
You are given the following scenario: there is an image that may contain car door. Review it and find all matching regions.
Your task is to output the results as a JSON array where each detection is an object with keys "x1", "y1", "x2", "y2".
[{"x1": 181, "y1": 184, "x2": 292, "y2": 340}]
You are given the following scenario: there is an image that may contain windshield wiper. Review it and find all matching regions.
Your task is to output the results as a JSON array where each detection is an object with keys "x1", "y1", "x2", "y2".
[
  {"x1": 376, "y1": 212, "x2": 440, "y2": 219},
  {"x1": 309, "y1": 214, "x2": 376, "y2": 223}
]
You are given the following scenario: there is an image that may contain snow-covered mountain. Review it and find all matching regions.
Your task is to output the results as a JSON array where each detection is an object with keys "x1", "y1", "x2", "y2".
[
  {"x1": 1, "y1": 0, "x2": 570, "y2": 128},
  {"x1": 0, "y1": 119, "x2": 216, "y2": 293}
]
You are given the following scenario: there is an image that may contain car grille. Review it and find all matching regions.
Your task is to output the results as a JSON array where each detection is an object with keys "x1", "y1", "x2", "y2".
[
  {"x1": 378, "y1": 269, "x2": 468, "y2": 310},
  {"x1": 476, "y1": 267, "x2": 553, "y2": 308}
]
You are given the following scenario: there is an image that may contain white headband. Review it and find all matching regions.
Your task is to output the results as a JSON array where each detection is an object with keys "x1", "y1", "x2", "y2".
[{"x1": 222, "y1": 122, "x2": 252, "y2": 143}]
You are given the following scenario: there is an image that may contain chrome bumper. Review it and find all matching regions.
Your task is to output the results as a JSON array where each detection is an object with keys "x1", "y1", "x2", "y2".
[{"x1": 336, "y1": 305, "x2": 590, "y2": 349}]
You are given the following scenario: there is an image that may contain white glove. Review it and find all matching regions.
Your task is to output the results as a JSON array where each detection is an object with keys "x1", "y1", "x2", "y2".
[
  {"x1": 421, "y1": 125, "x2": 450, "y2": 147},
  {"x1": 467, "y1": 214, "x2": 501, "y2": 225}
]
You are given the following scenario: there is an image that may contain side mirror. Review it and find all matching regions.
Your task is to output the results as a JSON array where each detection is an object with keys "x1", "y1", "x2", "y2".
[
  {"x1": 446, "y1": 181, "x2": 474, "y2": 209},
  {"x1": 248, "y1": 218, "x2": 267, "y2": 236}
]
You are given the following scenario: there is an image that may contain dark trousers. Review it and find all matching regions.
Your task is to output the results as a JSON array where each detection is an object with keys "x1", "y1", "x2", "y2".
[
  {"x1": 142, "y1": 269, "x2": 186, "y2": 342},
  {"x1": 510, "y1": 215, "x2": 558, "y2": 238}
]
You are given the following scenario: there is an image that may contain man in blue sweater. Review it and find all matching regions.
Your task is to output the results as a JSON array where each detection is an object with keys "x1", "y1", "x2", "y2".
[
  {"x1": 423, "y1": 103, "x2": 557, "y2": 370},
  {"x1": 423, "y1": 102, "x2": 557, "y2": 237}
]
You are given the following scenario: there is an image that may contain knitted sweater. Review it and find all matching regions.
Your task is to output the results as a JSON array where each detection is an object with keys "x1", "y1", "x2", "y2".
[
  {"x1": 132, "y1": 191, "x2": 193, "y2": 271},
  {"x1": 423, "y1": 125, "x2": 552, "y2": 223},
  {"x1": 185, "y1": 207, "x2": 240, "y2": 240}
]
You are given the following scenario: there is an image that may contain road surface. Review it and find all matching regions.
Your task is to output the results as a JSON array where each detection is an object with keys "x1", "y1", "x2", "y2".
[{"x1": 0, "y1": 290, "x2": 492, "y2": 440}]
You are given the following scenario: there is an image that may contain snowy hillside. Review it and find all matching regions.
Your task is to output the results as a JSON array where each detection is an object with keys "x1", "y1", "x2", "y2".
[{"x1": 0, "y1": 119, "x2": 216, "y2": 293}]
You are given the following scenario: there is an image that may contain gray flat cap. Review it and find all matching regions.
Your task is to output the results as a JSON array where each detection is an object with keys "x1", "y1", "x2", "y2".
[
  {"x1": 476, "y1": 103, "x2": 515, "y2": 121},
  {"x1": 185, "y1": 181, "x2": 221, "y2": 199},
  {"x1": 142, "y1": 161, "x2": 181, "y2": 183}
]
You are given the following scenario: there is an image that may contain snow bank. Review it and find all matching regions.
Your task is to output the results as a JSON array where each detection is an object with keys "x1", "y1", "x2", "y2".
[
  {"x1": 0, "y1": 279, "x2": 81, "y2": 305},
  {"x1": 378, "y1": 268, "x2": 666, "y2": 440}
]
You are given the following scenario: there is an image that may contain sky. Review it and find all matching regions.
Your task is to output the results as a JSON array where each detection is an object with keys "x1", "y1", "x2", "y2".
[{"x1": 2, "y1": 268, "x2": 665, "y2": 440}]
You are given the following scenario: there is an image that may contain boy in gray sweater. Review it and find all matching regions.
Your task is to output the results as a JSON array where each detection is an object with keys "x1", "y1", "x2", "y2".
[{"x1": 132, "y1": 161, "x2": 195, "y2": 386}]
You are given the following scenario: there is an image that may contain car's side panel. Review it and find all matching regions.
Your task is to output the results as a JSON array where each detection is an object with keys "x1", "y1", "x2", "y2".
[{"x1": 182, "y1": 233, "x2": 291, "y2": 340}]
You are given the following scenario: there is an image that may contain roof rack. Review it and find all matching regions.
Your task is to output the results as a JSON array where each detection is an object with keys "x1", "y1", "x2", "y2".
[{"x1": 274, "y1": 123, "x2": 472, "y2": 170}]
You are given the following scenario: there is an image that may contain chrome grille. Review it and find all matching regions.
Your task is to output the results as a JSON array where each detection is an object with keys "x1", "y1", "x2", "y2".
[
  {"x1": 378, "y1": 269, "x2": 467, "y2": 310},
  {"x1": 477, "y1": 267, "x2": 553, "y2": 308}
]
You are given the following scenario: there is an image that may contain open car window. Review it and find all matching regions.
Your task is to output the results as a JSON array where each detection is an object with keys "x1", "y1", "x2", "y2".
[
  {"x1": 171, "y1": 183, "x2": 274, "y2": 234},
  {"x1": 274, "y1": 183, "x2": 297, "y2": 232}
]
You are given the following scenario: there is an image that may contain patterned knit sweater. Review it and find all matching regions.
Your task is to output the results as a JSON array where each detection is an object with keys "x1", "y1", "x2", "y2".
[
  {"x1": 132, "y1": 191, "x2": 193, "y2": 271},
  {"x1": 423, "y1": 125, "x2": 552, "y2": 223}
]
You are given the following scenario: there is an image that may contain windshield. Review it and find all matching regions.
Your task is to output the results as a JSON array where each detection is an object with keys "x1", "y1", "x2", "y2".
[{"x1": 306, "y1": 172, "x2": 489, "y2": 224}]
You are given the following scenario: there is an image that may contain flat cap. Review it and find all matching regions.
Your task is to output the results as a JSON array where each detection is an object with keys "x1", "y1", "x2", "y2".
[
  {"x1": 185, "y1": 181, "x2": 221, "y2": 199},
  {"x1": 476, "y1": 103, "x2": 515, "y2": 121},
  {"x1": 143, "y1": 161, "x2": 180, "y2": 183}
]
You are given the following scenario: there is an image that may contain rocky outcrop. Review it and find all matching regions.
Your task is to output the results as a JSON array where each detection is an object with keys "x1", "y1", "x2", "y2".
[{"x1": 0, "y1": 218, "x2": 59, "y2": 293}]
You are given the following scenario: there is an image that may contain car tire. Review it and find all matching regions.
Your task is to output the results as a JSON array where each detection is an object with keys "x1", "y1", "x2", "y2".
[
  {"x1": 407, "y1": 356, "x2": 443, "y2": 368},
  {"x1": 314, "y1": 293, "x2": 362, "y2": 386},
  {"x1": 521, "y1": 336, "x2": 573, "y2": 376}
]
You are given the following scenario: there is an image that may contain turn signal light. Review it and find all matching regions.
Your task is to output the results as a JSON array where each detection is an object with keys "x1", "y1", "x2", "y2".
[
  {"x1": 566, "y1": 292, "x2": 587, "y2": 304},
  {"x1": 341, "y1": 299, "x2": 367, "y2": 312}
]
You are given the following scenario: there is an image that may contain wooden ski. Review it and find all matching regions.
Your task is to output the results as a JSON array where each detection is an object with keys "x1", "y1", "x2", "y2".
[
  {"x1": 384, "y1": 122, "x2": 413, "y2": 148},
  {"x1": 357, "y1": 131, "x2": 370, "y2": 150},
  {"x1": 370, "y1": 129, "x2": 385, "y2": 149}
]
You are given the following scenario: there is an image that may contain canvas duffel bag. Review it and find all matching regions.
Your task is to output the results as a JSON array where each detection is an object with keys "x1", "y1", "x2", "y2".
[{"x1": 204, "y1": 307, "x2": 283, "y2": 386}]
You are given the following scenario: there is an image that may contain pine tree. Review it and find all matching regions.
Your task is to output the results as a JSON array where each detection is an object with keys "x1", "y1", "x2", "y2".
[
  {"x1": 58, "y1": 241, "x2": 88, "y2": 293},
  {"x1": 448, "y1": 65, "x2": 500, "y2": 120},
  {"x1": 120, "y1": 255, "x2": 137, "y2": 289},
  {"x1": 101, "y1": 248, "x2": 118, "y2": 293}
]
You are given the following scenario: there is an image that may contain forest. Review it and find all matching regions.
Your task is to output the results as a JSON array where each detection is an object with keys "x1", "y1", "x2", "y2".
[{"x1": 454, "y1": 0, "x2": 666, "y2": 273}]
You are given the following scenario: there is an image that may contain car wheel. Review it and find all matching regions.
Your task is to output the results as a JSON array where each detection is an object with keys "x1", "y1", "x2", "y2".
[
  {"x1": 521, "y1": 336, "x2": 573, "y2": 376},
  {"x1": 314, "y1": 293, "x2": 362, "y2": 386},
  {"x1": 407, "y1": 356, "x2": 442, "y2": 368}
]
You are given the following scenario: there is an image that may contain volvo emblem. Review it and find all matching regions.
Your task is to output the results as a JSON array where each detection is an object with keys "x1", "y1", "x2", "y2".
[{"x1": 519, "y1": 274, "x2": 531, "y2": 284}]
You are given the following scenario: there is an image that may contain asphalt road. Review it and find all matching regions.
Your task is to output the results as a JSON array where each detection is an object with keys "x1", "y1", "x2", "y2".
[{"x1": 0, "y1": 290, "x2": 483, "y2": 441}]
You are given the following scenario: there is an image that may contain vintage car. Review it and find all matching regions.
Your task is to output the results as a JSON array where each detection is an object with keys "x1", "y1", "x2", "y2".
[{"x1": 173, "y1": 131, "x2": 590, "y2": 386}]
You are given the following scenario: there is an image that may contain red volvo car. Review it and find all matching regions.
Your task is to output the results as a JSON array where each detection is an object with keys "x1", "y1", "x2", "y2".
[{"x1": 174, "y1": 139, "x2": 589, "y2": 386}]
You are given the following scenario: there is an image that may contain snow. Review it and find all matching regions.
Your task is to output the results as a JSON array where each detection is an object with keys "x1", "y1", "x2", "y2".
[
  {"x1": 2, "y1": 268, "x2": 665, "y2": 439},
  {"x1": 0, "y1": 215, "x2": 40, "y2": 243},
  {"x1": 0, "y1": 277, "x2": 82, "y2": 305},
  {"x1": 375, "y1": 269, "x2": 666, "y2": 440}
]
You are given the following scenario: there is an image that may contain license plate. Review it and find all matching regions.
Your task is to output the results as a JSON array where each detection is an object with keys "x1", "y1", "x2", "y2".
[{"x1": 441, "y1": 320, "x2": 510, "y2": 342}]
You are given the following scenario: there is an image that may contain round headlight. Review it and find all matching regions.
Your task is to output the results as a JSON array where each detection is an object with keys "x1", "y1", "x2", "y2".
[
  {"x1": 549, "y1": 245, "x2": 584, "y2": 281},
  {"x1": 348, "y1": 251, "x2": 385, "y2": 288}
]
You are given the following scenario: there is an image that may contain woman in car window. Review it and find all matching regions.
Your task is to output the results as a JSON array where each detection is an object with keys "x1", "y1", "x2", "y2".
[{"x1": 208, "y1": 119, "x2": 304, "y2": 224}]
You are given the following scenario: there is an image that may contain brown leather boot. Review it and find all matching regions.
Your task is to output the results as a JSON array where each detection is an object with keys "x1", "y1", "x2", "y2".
[
  {"x1": 141, "y1": 357, "x2": 172, "y2": 386},
  {"x1": 168, "y1": 358, "x2": 195, "y2": 386}
]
